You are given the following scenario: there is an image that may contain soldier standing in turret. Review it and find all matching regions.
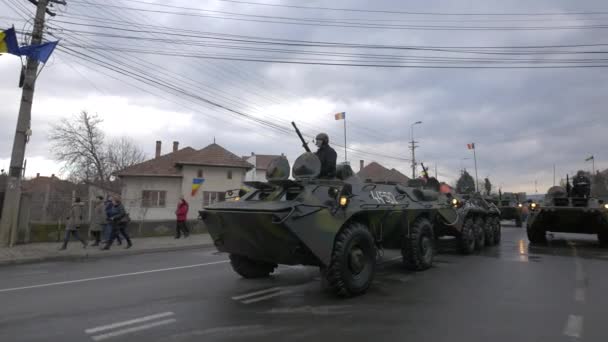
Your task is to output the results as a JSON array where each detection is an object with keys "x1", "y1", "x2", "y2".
[{"x1": 315, "y1": 133, "x2": 337, "y2": 179}]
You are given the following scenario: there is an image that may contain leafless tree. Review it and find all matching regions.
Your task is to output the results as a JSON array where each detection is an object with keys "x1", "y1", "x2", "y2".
[
  {"x1": 49, "y1": 111, "x2": 146, "y2": 182},
  {"x1": 107, "y1": 137, "x2": 146, "y2": 175}
]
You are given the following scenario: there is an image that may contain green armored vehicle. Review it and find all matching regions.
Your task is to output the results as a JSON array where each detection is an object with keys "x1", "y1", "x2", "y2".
[
  {"x1": 494, "y1": 192, "x2": 525, "y2": 227},
  {"x1": 527, "y1": 172, "x2": 608, "y2": 245},
  {"x1": 437, "y1": 192, "x2": 501, "y2": 254},
  {"x1": 199, "y1": 124, "x2": 456, "y2": 297}
]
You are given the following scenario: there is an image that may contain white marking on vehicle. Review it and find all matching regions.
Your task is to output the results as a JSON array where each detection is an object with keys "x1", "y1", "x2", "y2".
[
  {"x1": 231, "y1": 287, "x2": 283, "y2": 301},
  {"x1": 241, "y1": 290, "x2": 292, "y2": 304},
  {"x1": 563, "y1": 315, "x2": 583, "y2": 338},
  {"x1": 90, "y1": 318, "x2": 176, "y2": 341},
  {"x1": 0, "y1": 260, "x2": 228, "y2": 293},
  {"x1": 85, "y1": 312, "x2": 174, "y2": 334}
]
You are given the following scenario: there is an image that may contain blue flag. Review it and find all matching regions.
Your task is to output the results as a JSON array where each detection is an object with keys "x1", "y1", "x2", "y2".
[
  {"x1": 20, "y1": 41, "x2": 58, "y2": 63},
  {"x1": 0, "y1": 27, "x2": 20, "y2": 55}
]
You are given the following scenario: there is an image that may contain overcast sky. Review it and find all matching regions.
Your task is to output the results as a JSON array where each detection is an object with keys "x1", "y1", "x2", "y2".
[{"x1": 1, "y1": 0, "x2": 607, "y2": 194}]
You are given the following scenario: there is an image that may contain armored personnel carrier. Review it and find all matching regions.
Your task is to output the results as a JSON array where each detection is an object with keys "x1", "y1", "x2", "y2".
[
  {"x1": 437, "y1": 192, "x2": 501, "y2": 254},
  {"x1": 495, "y1": 192, "x2": 525, "y2": 227},
  {"x1": 199, "y1": 123, "x2": 456, "y2": 297},
  {"x1": 527, "y1": 172, "x2": 608, "y2": 245}
]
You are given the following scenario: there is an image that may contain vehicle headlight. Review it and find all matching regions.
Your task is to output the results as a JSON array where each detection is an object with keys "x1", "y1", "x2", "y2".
[
  {"x1": 518, "y1": 203, "x2": 523, "y2": 208},
  {"x1": 339, "y1": 196, "x2": 349, "y2": 207},
  {"x1": 530, "y1": 203, "x2": 537, "y2": 209},
  {"x1": 234, "y1": 196, "x2": 240, "y2": 201},
  {"x1": 604, "y1": 203, "x2": 608, "y2": 210}
]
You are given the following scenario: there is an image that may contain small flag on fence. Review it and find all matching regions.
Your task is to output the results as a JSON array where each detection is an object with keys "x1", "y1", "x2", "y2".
[
  {"x1": 467, "y1": 143, "x2": 475, "y2": 150},
  {"x1": 191, "y1": 178, "x2": 204, "y2": 196},
  {"x1": 334, "y1": 112, "x2": 346, "y2": 120}
]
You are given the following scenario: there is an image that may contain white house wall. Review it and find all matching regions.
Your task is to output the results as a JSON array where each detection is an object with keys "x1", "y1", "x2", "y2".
[{"x1": 121, "y1": 177, "x2": 182, "y2": 221}]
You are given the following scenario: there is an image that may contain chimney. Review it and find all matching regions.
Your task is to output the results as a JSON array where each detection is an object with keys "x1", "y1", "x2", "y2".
[
  {"x1": 360, "y1": 160, "x2": 364, "y2": 171},
  {"x1": 173, "y1": 141, "x2": 179, "y2": 153},
  {"x1": 36, "y1": 173, "x2": 40, "y2": 178},
  {"x1": 51, "y1": 174, "x2": 55, "y2": 178},
  {"x1": 155, "y1": 141, "x2": 161, "y2": 158},
  {"x1": 251, "y1": 152, "x2": 254, "y2": 156}
]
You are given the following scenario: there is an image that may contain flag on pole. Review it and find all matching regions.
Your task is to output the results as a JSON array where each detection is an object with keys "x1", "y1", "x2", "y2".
[
  {"x1": 191, "y1": 178, "x2": 204, "y2": 196},
  {"x1": 334, "y1": 112, "x2": 346, "y2": 120},
  {"x1": 0, "y1": 27, "x2": 20, "y2": 56},
  {"x1": 585, "y1": 155, "x2": 594, "y2": 161},
  {"x1": 467, "y1": 143, "x2": 475, "y2": 150},
  {"x1": 19, "y1": 40, "x2": 58, "y2": 63}
]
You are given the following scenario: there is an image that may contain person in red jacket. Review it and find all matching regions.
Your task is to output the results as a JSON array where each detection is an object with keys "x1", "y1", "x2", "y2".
[{"x1": 175, "y1": 196, "x2": 190, "y2": 239}]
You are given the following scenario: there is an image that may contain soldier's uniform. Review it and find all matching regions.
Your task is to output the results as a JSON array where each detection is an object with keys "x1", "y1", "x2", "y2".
[{"x1": 314, "y1": 133, "x2": 337, "y2": 179}]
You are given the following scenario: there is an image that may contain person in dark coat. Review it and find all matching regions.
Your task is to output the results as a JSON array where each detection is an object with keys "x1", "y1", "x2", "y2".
[
  {"x1": 59, "y1": 197, "x2": 88, "y2": 250},
  {"x1": 314, "y1": 132, "x2": 337, "y2": 179},
  {"x1": 102, "y1": 196, "x2": 132, "y2": 250},
  {"x1": 103, "y1": 196, "x2": 122, "y2": 245},
  {"x1": 89, "y1": 196, "x2": 105, "y2": 246},
  {"x1": 175, "y1": 196, "x2": 190, "y2": 239}
]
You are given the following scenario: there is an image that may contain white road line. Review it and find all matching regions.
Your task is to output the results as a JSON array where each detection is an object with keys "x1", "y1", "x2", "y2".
[
  {"x1": 241, "y1": 290, "x2": 291, "y2": 304},
  {"x1": 85, "y1": 312, "x2": 174, "y2": 334},
  {"x1": 563, "y1": 315, "x2": 584, "y2": 338},
  {"x1": 231, "y1": 287, "x2": 283, "y2": 301},
  {"x1": 574, "y1": 288, "x2": 586, "y2": 303},
  {"x1": 0, "y1": 260, "x2": 228, "y2": 293},
  {"x1": 91, "y1": 318, "x2": 177, "y2": 341}
]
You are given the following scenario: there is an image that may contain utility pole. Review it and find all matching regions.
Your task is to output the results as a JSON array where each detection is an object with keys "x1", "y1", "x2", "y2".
[
  {"x1": 553, "y1": 164, "x2": 556, "y2": 186},
  {"x1": 0, "y1": 0, "x2": 58, "y2": 247},
  {"x1": 410, "y1": 121, "x2": 422, "y2": 179}
]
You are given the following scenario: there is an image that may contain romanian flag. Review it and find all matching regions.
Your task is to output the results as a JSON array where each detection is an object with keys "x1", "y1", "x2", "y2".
[
  {"x1": 585, "y1": 155, "x2": 594, "y2": 161},
  {"x1": 191, "y1": 178, "x2": 204, "y2": 196},
  {"x1": 334, "y1": 112, "x2": 346, "y2": 120},
  {"x1": 0, "y1": 27, "x2": 20, "y2": 56},
  {"x1": 467, "y1": 143, "x2": 475, "y2": 150}
]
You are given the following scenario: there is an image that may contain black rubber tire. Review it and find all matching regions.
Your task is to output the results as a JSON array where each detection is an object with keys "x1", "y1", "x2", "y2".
[
  {"x1": 458, "y1": 218, "x2": 476, "y2": 255},
  {"x1": 492, "y1": 217, "x2": 502, "y2": 245},
  {"x1": 229, "y1": 254, "x2": 277, "y2": 279},
  {"x1": 598, "y1": 232, "x2": 608, "y2": 247},
  {"x1": 326, "y1": 222, "x2": 377, "y2": 297},
  {"x1": 474, "y1": 217, "x2": 486, "y2": 251},
  {"x1": 402, "y1": 218, "x2": 435, "y2": 271},
  {"x1": 484, "y1": 217, "x2": 495, "y2": 246},
  {"x1": 515, "y1": 217, "x2": 523, "y2": 228},
  {"x1": 527, "y1": 224, "x2": 547, "y2": 244}
]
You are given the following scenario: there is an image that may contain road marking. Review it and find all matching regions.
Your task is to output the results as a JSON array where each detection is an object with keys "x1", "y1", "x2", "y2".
[
  {"x1": 563, "y1": 315, "x2": 583, "y2": 338},
  {"x1": 241, "y1": 290, "x2": 292, "y2": 304},
  {"x1": 574, "y1": 288, "x2": 585, "y2": 303},
  {"x1": 231, "y1": 287, "x2": 283, "y2": 301},
  {"x1": 0, "y1": 260, "x2": 228, "y2": 293},
  {"x1": 85, "y1": 312, "x2": 174, "y2": 334},
  {"x1": 90, "y1": 318, "x2": 176, "y2": 341}
]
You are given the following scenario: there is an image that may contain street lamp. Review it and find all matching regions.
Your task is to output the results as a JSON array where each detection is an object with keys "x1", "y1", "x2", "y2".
[{"x1": 410, "y1": 121, "x2": 422, "y2": 179}]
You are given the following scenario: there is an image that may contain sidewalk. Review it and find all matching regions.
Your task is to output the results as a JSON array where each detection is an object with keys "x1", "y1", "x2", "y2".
[{"x1": 0, "y1": 233, "x2": 214, "y2": 266}]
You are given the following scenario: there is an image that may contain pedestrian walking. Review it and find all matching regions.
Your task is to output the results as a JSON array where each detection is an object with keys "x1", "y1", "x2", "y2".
[
  {"x1": 89, "y1": 196, "x2": 105, "y2": 246},
  {"x1": 102, "y1": 196, "x2": 132, "y2": 250},
  {"x1": 103, "y1": 195, "x2": 122, "y2": 245},
  {"x1": 175, "y1": 196, "x2": 190, "y2": 239},
  {"x1": 59, "y1": 197, "x2": 88, "y2": 250}
]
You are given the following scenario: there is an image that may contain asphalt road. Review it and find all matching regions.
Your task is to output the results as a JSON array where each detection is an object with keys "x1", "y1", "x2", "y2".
[{"x1": 1, "y1": 222, "x2": 607, "y2": 342}]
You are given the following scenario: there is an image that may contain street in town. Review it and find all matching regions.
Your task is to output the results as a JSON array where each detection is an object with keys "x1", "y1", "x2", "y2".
[{"x1": 0, "y1": 223, "x2": 606, "y2": 342}]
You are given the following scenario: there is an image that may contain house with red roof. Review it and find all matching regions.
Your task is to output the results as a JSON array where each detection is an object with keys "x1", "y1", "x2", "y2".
[{"x1": 117, "y1": 141, "x2": 252, "y2": 221}]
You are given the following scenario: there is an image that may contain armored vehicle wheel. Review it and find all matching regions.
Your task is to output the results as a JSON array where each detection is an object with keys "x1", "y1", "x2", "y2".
[
  {"x1": 492, "y1": 217, "x2": 502, "y2": 245},
  {"x1": 474, "y1": 217, "x2": 486, "y2": 251},
  {"x1": 598, "y1": 232, "x2": 608, "y2": 247},
  {"x1": 527, "y1": 225, "x2": 546, "y2": 244},
  {"x1": 402, "y1": 218, "x2": 435, "y2": 271},
  {"x1": 515, "y1": 217, "x2": 523, "y2": 228},
  {"x1": 229, "y1": 254, "x2": 277, "y2": 278},
  {"x1": 459, "y1": 218, "x2": 476, "y2": 255},
  {"x1": 484, "y1": 218, "x2": 496, "y2": 246},
  {"x1": 326, "y1": 222, "x2": 376, "y2": 297}
]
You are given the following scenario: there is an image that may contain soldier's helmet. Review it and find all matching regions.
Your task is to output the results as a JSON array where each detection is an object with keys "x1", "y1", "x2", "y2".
[{"x1": 315, "y1": 133, "x2": 329, "y2": 145}]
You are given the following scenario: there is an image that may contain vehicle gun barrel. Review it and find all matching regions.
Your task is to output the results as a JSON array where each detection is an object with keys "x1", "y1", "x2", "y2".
[{"x1": 291, "y1": 121, "x2": 311, "y2": 153}]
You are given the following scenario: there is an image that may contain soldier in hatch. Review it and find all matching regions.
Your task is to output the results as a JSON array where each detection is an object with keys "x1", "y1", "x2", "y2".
[{"x1": 314, "y1": 133, "x2": 337, "y2": 179}]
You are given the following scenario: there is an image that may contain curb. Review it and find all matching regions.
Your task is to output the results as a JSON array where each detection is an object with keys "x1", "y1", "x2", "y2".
[{"x1": 0, "y1": 242, "x2": 216, "y2": 267}]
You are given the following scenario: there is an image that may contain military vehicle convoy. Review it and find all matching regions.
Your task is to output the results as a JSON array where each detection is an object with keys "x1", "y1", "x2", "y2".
[
  {"x1": 201, "y1": 124, "x2": 466, "y2": 297},
  {"x1": 494, "y1": 192, "x2": 525, "y2": 227},
  {"x1": 527, "y1": 172, "x2": 608, "y2": 245}
]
